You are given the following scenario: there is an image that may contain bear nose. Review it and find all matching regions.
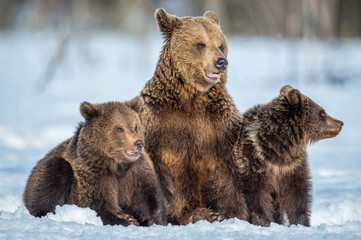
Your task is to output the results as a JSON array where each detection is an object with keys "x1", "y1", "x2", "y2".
[
  {"x1": 215, "y1": 57, "x2": 228, "y2": 70},
  {"x1": 134, "y1": 139, "x2": 144, "y2": 151},
  {"x1": 340, "y1": 121, "x2": 344, "y2": 127}
]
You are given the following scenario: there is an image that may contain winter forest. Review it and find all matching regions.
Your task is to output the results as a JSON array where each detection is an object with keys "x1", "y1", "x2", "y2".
[{"x1": 0, "y1": 0, "x2": 361, "y2": 239}]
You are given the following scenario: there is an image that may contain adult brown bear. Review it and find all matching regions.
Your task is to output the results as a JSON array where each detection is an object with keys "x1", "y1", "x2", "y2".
[{"x1": 130, "y1": 9, "x2": 248, "y2": 224}]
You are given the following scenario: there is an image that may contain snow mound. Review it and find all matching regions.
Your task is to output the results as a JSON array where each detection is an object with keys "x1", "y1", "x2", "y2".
[
  {"x1": 0, "y1": 208, "x2": 361, "y2": 240},
  {"x1": 47, "y1": 205, "x2": 103, "y2": 226},
  {"x1": 0, "y1": 194, "x2": 22, "y2": 213},
  {"x1": 312, "y1": 200, "x2": 361, "y2": 226}
]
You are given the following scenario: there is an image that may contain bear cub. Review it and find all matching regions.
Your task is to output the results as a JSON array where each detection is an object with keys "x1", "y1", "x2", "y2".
[
  {"x1": 24, "y1": 101, "x2": 167, "y2": 226},
  {"x1": 234, "y1": 85, "x2": 343, "y2": 227}
]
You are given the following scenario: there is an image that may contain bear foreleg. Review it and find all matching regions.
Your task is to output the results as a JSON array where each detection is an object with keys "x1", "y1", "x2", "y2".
[
  {"x1": 282, "y1": 174, "x2": 311, "y2": 227},
  {"x1": 246, "y1": 188, "x2": 274, "y2": 226}
]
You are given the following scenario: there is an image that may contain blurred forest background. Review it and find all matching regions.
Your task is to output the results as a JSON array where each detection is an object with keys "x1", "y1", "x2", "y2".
[
  {"x1": 1, "y1": 0, "x2": 360, "y2": 37},
  {"x1": 0, "y1": 0, "x2": 360, "y2": 91}
]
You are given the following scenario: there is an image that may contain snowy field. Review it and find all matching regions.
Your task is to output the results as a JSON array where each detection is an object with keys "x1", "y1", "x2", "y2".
[{"x1": 0, "y1": 31, "x2": 361, "y2": 239}]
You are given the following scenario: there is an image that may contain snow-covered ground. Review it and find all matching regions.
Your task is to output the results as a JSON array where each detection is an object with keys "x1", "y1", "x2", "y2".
[{"x1": 0, "y1": 31, "x2": 360, "y2": 239}]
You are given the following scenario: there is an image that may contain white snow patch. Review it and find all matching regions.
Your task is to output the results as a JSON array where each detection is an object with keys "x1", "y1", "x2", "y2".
[
  {"x1": 0, "y1": 125, "x2": 73, "y2": 150},
  {"x1": 312, "y1": 200, "x2": 361, "y2": 226},
  {"x1": 0, "y1": 195, "x2": 22, "y2": 213},
  {"x1": 47, "y1": 205, "x2": 103, "y2": 226}
]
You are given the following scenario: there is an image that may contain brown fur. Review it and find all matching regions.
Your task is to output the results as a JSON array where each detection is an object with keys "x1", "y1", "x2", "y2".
[
  {"x1": 23, "y1": 142, "x2": 73, "y2": 217},
  {"x1": 24, "y1": 101, "x2": 167, "y2": 226},
  {"x1": 130, "y1": 9, "x2": 248, "y2": 223},
  {"x1": 234, "y1": 85, "x2": 343, "y2": 226}
]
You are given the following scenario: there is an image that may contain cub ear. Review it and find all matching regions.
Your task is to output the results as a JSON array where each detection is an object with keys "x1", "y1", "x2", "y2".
[
  {"x1": 280, "y1": 85, "x2": 294, "y2": 95},
  {"x1": 285, "y1": 89, "x2": 302, "y2": 107},
  {"x1": 80, "y1": 102, "x2": 102, "y2": 120},
  {"x1": 125, "y1": 95, "x2": 144, "y2": 114},
  {"x1": 155, "y1": 8, "x2": 181, "y2": 39},
  {"x1": 203, "y1": 11, "x2": 219, "y2": 25}
]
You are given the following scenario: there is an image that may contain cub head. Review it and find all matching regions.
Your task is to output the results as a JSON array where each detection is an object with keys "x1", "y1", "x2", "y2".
[
  {"x1": 80, "y1": 101, "x2": 144, "y2": 163},
  {"x1": 279, "y1": 85, "x2": 343, "y2": 143},
  {"x1": 155, "y1": 8, "x2": 228, "y2": 93}
]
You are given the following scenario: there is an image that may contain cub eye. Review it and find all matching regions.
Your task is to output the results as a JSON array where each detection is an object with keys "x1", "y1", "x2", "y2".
[
  {"x1": 134, "y1": 126, "x2": 138, "y2": 133},
  {"x1": 117, "y1": 127, "x2": 124, "y2": 133},
  {"x1": 197, "y1": 43, "x2": 206, "y2": 50},
  {"x1": 319, "y1": 110, "x2": 326, "y2": 120}
]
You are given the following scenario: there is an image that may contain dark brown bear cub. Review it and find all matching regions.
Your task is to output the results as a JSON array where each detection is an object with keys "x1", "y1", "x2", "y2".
[
  {"x1": 234, "y1": 85, "x2": 343, "y2": 227},
  {"x1": 24, "y1": 101, "x2": 167, "y2": 227}
]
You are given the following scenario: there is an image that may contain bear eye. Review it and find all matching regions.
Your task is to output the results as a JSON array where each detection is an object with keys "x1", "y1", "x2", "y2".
[
  {"x1": 319, "y1": 110, "x2": 326, "y2": 120},
  {"x1": 197, "y1": 43, "x2": 206, "y2": 50},
  {"x1": 134, "y1": 126, "x2": 138, "y2": 133},
  {"x1": 219, "y1": 44, "x2": 225, "y2": 52},
  {"x1": 117, "y1": 127, "x2": 124, "y2": 133}
]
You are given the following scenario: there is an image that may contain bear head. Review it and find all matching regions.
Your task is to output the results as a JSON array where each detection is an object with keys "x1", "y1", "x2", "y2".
[
  {"x1": 155, "y1": 8, "x2": 228, "y2": 93},
  {"x1": 80, "y1": 101, "x2": 144, "y2": 163},
  {"x1": 279, "y1": 85, "x2": 343, "y2": 143}
]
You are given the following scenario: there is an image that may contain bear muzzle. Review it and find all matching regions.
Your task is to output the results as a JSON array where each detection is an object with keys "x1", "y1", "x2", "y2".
[
  {"x1": 125, "y1": 150, "x2": 141, "y2": 159},
  {"x1": 316, "y1": 117, "x2": 344, "y2": 141},
  {"x1": 329, "y1": 116, "x2": 344, "y2": 134},
  {"x1": 135, "y1": 139, "x2": 144, "y2": 151},
  {"x1": 205, "y1": 71, "x2": 222, "y2": 82},
  {"x1": 124, "y1": 139, "x2": 144, "y2": 159},
  {"x1": 214, "y1": 57, "x2": 228, "y2": 71}
]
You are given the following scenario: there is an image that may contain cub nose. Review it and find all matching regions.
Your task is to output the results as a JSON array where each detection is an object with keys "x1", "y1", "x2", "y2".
[
  {"x1": 340, "y1": 121, "x2": 344, "y2": 127},
  {"x1": 215, "y1": 57, "x2": 228, "y2": 70},
  {"x1": 134, "y1": 139, "x2": 144, "y2": 151}
]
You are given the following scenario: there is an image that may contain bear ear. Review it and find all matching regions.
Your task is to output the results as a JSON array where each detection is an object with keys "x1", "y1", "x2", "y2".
[
  {"x1": 285, "y1": 89, "x2": 302, "y2": 107},
  {"x1": 280, "y1": 85, "x2": 294, "y2": 96},
  {"x1": 80, "y1": 102, "x2": 102, "y2": 120},
  {"x1": 155, "y1": 8, "x2": 181, "y2": 39},
  {"x1": 203, "y1": 11, "x2": 219, "y2": 25}
]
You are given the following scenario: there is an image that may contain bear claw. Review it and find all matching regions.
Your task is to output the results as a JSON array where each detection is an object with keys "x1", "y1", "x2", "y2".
[{"x1": 179, "y1": 208, "x2": 225, "y2": 225}]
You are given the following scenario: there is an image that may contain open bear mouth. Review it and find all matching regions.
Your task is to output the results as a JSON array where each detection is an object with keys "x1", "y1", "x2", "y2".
[
  {"x1": 125, "y1": 150, "x2": 140, "y2": 158},
  {"x1": 205, "y1": 71, "x2": 221, "y2": 82}
]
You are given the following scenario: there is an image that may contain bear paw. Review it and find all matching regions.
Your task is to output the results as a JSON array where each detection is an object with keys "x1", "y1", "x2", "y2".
[
  {"x1": 179, "y1": 208, "x2": 225, "y2": 225},
  {"x1": 250, "y1": 212, "x2": 271, "y2": 227},
  {"x1": 117, "y1": 213, "x2": 140, "y2": 227}
]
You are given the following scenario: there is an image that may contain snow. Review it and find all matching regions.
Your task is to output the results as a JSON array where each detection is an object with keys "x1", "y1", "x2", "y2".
[
  {"x1": 1, "y1": 207, "x2": 361, "y2": 239},
  {"x1": 0, "y1": 31, "x2": 361, "y2": 239},
  {"x1": 47, "y1": 205, "x2": 103, "y2": 226}
]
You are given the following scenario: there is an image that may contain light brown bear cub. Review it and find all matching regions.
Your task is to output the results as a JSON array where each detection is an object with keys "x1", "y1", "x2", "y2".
[
  {"x1": 24, "y1": 101, "x2": 167, "y2": 226},
  {"x1": 234, "y1": 85, "x2": 343, "y2": 227}
]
